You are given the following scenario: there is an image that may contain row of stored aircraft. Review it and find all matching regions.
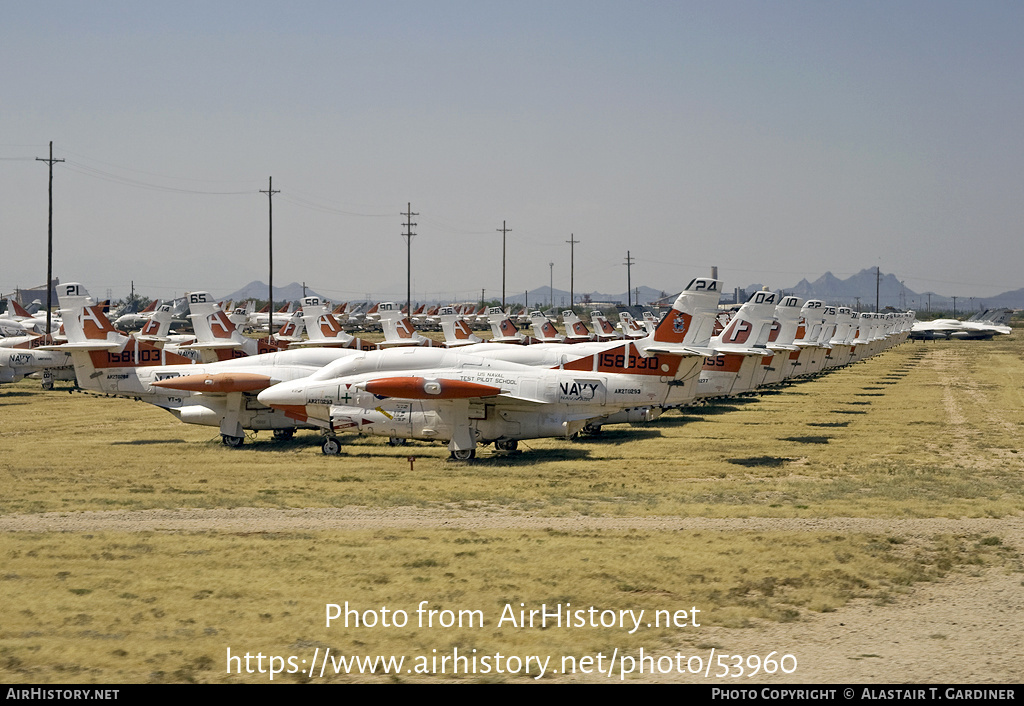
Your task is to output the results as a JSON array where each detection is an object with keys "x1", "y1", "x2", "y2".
[
  {"x1": 909, "y1": 309, "x2": 1013, "y2": 340},
  {"x1": 0, "y1": 287, "x2": 673, "y2": 386},
  {"x1": 39, "y1": 278, "x2": 917, "y2": 459}
]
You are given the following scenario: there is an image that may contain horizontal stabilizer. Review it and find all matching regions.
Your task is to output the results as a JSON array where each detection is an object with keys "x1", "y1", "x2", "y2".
[
  {"x1": 713, "y1": 345, "x2": 772, "y2": 356},
  {"x1": 44, "y1": 341, "x2": 121, "y2": 351},
  {"x1": 644, "y1": 345, "x2": 717, "y2": 357}
]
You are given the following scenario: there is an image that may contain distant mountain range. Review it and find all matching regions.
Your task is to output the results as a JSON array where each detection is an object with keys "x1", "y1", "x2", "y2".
[
  {"x1": 222, "y1": 281, "x2": 324, "y2": 303},
  {"x1": 221, "y1": 271, "x2": 1023, "y2": 311},
  {"x1": 745, "y1": 269, "x2": 1014, "y2": 311}
]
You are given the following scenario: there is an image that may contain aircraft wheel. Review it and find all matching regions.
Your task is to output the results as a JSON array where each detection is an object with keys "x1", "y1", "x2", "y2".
[
  {"x1": 387, "y1": 437, "x2": 408, "y2": 447},
  {"x1": 222, "y1": 434, "x2": 244, "y2": 448},
  {"x1": 494, "y1": 439, "x2": 518, "y2": 452},
  {"x1": 321, "y1": 437, "x2": 341, "y2": 455},
  {"x1": 449, "y1": 448, "x2": 475, "y2": 461},
  {"x1": 273, "y1": 429, "x2": 295, "y2": 441},
  {"x1": 582, "y1": 423, "x2": 603, "y2": 435},
  {"x1": 41, "y1": 380, "x2": 54, "y2": 391}
]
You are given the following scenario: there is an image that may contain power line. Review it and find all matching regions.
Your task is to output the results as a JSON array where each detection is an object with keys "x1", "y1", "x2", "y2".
[{"x1": 63, "y1": 160, "x2": 253, "y2": 195}]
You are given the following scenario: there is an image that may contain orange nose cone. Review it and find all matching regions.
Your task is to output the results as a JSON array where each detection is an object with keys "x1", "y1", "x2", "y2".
[
  {"x1": 151, "y1": 372, "x2": 274, "y2": 393},
  {"x1": 364, "y1": 376, "x2": 502, "y2": 400}
]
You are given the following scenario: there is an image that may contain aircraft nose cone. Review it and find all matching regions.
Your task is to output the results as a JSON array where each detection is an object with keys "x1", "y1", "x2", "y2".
[{"x1": 257, "y1": 382, "x2": 299, "y2": 408}]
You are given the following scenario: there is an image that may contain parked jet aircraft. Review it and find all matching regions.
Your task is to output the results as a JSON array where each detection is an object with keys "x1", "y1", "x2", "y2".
[
  {"x1": 113, "y1": 299, "x2": 160, "y2": 331},
  {"x1": 1, "y1": 298, "x2": 60, "y2": 335},
  {"x1": 52, "y1": 283, "x2": 363, "y2": 446},
  {"x1": 0, "y1": 333, "x2": 73, "y2": 387},
  {"x1": 257, "y1": 339, "x2": 700, "y2": 459},
  {"x1": 256, "y1": 277, "x2": 726, "y2": 457},
  {"x1": 910, "y1": 310, "x2": 1011, "y2": 340}
]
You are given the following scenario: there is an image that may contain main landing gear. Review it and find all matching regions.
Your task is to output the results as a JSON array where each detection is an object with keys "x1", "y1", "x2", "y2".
[
  {"x1": 494, "y1": 439, "x2": 519, "y2": 452},
  {"x1": 321, "y1": 437, "x2": 342, "y2": 455},
  {"x1": 221, "y1": 434, "x2": 244, "y2": 448},
  {"x1": 273, "y1": 429, "x2": 295, "y2": 441},
  {"x1": 448, "y1": 448, "x2": 476, "y2": 461}
]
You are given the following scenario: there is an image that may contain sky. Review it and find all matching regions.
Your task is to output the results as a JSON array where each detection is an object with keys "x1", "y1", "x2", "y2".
[{"x1": 3, "y1": 0, "x2": 1022, "y2": 304}]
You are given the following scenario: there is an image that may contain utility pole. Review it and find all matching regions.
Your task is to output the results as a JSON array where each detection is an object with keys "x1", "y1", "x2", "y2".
[
  {"x1": 260, "y1": 177, "x2": 280, "y2": 337},
  {"x1": 624, "y1": 250, "x2": 635, "y2": 307},
  {"x1": 566, "y1": 234, "x2": 579, "y2": 312},
  {"x1": 497, "y1": 220, "x2": 511, "y2": 307},
  {"x1": 952, "y1": 296, "x2": 957, "y2": 318},
  {"x1": 875, "y1": 265, "x2": 880, "y2": 313},
  {"x1": 549, "y1": 262, "x2": 554, "y2": 309},
  {"x1": 402, "y1": 203, "x2": 418, "y2": 316},
  {"x1": 36, "y1": 141, "x2": 63, "y2": 336}
]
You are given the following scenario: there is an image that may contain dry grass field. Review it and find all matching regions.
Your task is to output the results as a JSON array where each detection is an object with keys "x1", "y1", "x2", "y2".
[{"x1": 1, "y1": 333, "x2": 1021, "y2": 683}]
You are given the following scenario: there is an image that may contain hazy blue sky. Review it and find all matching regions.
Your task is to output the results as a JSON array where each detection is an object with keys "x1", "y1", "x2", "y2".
[{"x1": 3, "y1": 1, "x2": 1022, "y2": 304}]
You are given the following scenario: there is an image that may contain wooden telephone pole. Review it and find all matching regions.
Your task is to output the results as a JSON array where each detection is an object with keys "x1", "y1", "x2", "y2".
[
  {"x1": 497, "y1": 220, "x2": 511, "y2": 307},
  {"x1": 36, "y1": 141, "x2": 64, "y2": 336},
  {"x1": 566, "y1": 234, "x2": 579, "y2": 312},
  {"x1": 402, "y1": 203, "x2": 418, "y2": 315},
  {"x1": 260, "y1": 177, "x2": 280, "y2": 337}
]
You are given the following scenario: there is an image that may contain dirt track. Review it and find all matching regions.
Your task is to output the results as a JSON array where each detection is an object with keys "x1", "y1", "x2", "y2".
[{"x1": 2, "y1": 508, "x2": 1020, "y2": 683}]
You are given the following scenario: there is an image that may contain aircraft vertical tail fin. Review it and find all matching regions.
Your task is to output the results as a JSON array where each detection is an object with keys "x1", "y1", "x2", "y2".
[
  {"x1": 187, "y1": 292, "x2": 245, "y2": 346},
  {"x1": 650, "y1": 277, "x2": 723, "y2": 350},
  {"x1": 562, "y1": 310, "x2": 594, "y2": 342},
  {"x1": 710, "y1": 289, "x2": 779, "y2": 352},
  {"x1": 530, "y1": 311, "x2": 563, "y2": 343},
  {"x1": 377, "y1": 302, "x2": 433, "y2": 347},
  {"x1": 591, "y1": 312, "x2": 618, "y2": 339},
  {"x1": 137, "y1": 304, "x2": 173, "y2": 341},
  {"x1": 487, "y1": 306, "x2": 523, "y2": 343},
  {"x1": 617, "y1": 312, "x2": 647, "y2": 339},
  {"x1": 439, "y1": 306, "x2": 483, "y2": 346},
  {"x1": 275, "y1": 310, "x2": 306, "y2": 341},
  {"x1": 9, "y1": 299, "x2": 33, "y2": 319}
]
